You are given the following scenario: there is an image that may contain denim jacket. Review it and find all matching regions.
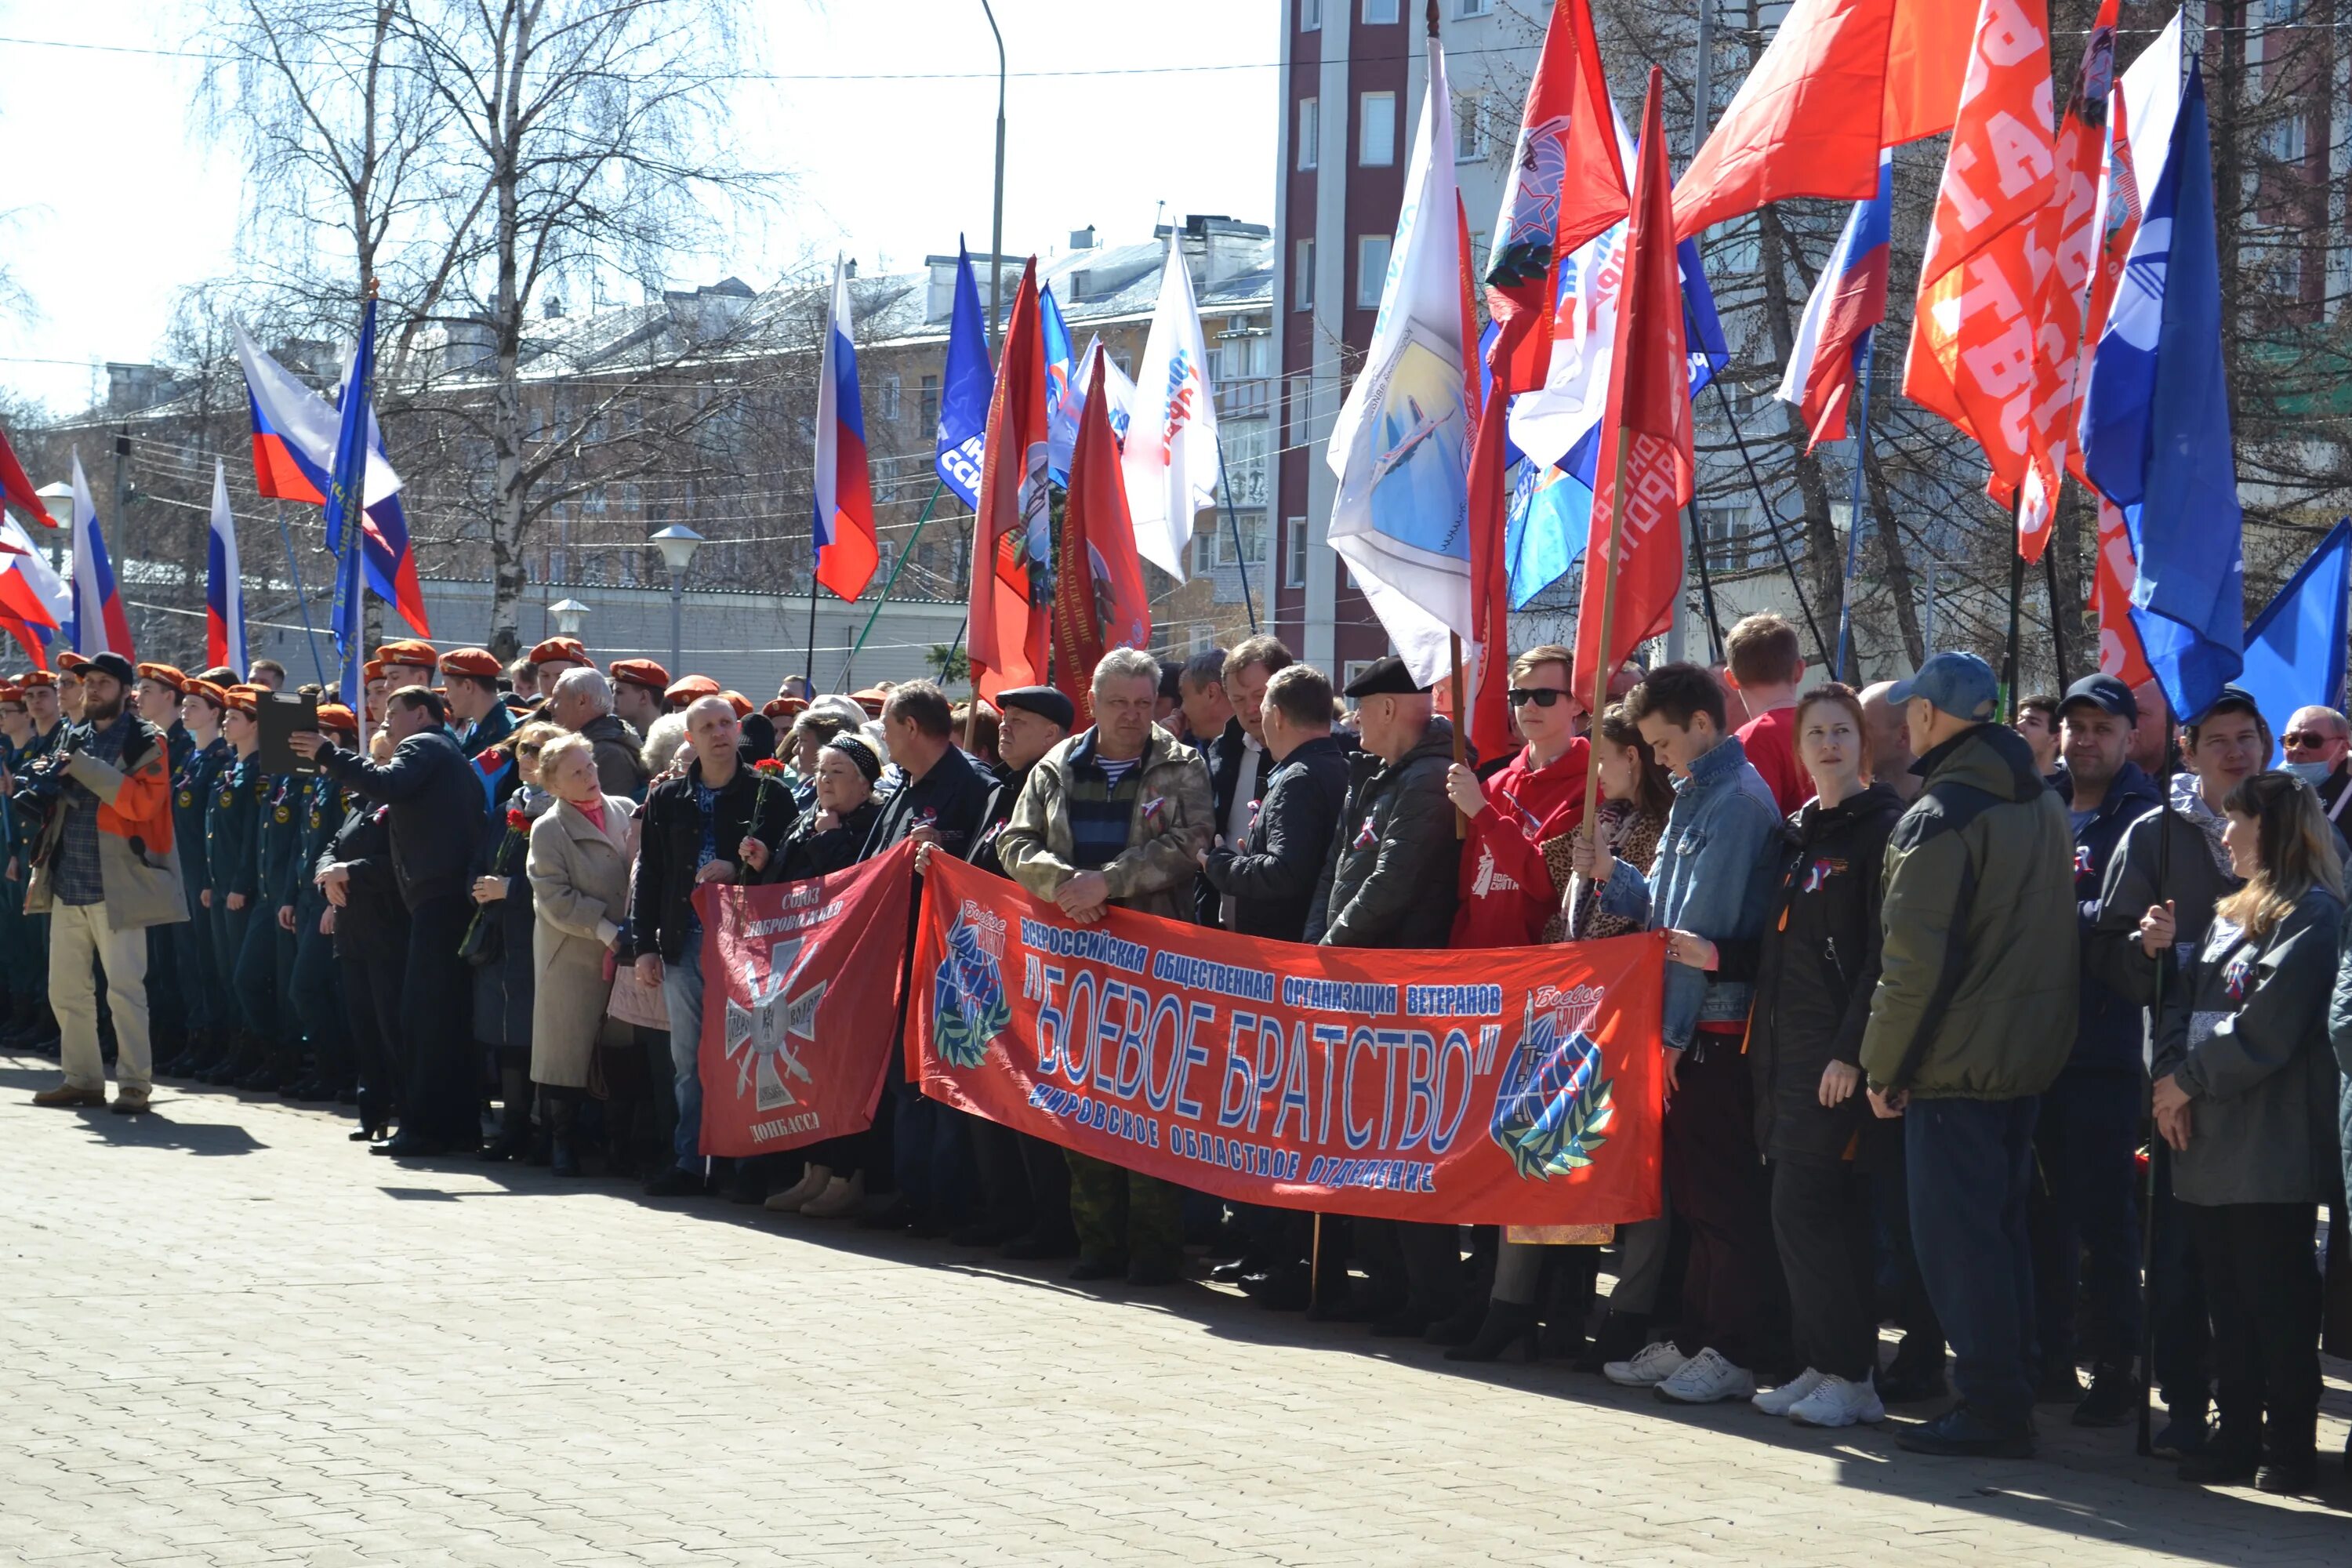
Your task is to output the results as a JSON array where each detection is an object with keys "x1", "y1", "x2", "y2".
[{"x1": 1597, "y1": 734, "x2": 1785, "y2": 1050}]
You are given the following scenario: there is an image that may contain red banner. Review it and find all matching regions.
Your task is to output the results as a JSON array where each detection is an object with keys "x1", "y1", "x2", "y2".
[
  {"x1": 692, "y1": 842, "x2": 915, "y2": 1158},
  {"x1": 912, "y1": 855, "x2": 1665, "y2": 1226}
]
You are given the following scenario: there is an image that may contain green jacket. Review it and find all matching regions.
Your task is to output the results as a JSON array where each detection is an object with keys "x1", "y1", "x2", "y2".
[
  {"x1": 1860, "y1": 721, "x2": 2078, "y2": 1100},
  {"x1": 997, "y1": 724, "x2": 1214, "y2": 924}
]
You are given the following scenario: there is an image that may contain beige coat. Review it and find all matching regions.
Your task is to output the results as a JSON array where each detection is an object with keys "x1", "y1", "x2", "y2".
[{"x1": 526, "y1": 793, "x2": 637, "y2": 1088}]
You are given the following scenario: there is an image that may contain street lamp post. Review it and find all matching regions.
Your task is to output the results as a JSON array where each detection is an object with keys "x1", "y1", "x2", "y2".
[
  {"x1": 650, "y1": 525, "x2": 705, "y2": 674},
  {"x1": 980, "y1": 0, "x2": 1006, "y2": 353}
]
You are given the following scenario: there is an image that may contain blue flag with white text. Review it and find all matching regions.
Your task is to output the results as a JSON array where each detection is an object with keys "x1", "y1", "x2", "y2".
[
  {"x1": 2082, "y1": 61, "x2": 2244, "y2": 721},
  {"x1": 935, "y1": 241, "x2": 993, "y2": 509}
]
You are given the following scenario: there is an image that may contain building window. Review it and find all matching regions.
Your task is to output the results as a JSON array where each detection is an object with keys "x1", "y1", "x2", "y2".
[
  {"x1": 1189, "y1": 624, "x2": 1215, "y2": 655},
  {"x1": 1454, "y1": 90, "x2": 1490, "y2": 162},
  {"x1": 1359, "y1": 92, "x2": 1396, "y2": 167},
  {"x1": 1222, "y1": 421, "x2": 1269, "y2": 508},
  {"x1": 1297, "y1": 96, "x2": 1319, "y2": 171},
  {"x1": 920, "y1": 372, "x2": 940, "y2": 430},
  {"x1": 1286, "y1": 516, "x2": 1309, "y2": 587},
  {"x1": 1341, "y1": 659, "x2": 1378, "y2": 693},
  {"x1": 875, "y1": 372, "x2": 901, "y2": 422},
  {"x1": 1698, "y1": 505, "x2": 1751, "y2": 571},
  {"x1": 1356, "y1": 234, "x2": 1392, "y2": 310},
  {"x1": 1192, "y1": 525, "x2": 1219, "y2": 575},
  {"x1": 1362, "y1": 0, "x2": 1398, "y2": 21},
  {"x1": 1286, "y1": 376, "x2": 1312, "y2": 446},
  {"x1": 1293, "y1": 238, "x2": 1315, "y2": 311},
  {"x1": 1219, "y1": 514, "x2": 1268, "y2": 567},
  {"x1": 1300, "y1": 0, "x2": 1321, "y2": 28},
  {"x1": 1454, "y1": 0, "x2": 1492, "y2": 14}
]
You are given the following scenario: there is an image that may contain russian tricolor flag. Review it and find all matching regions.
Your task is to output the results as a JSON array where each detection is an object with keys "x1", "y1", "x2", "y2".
[
  {"x1": 1776, "y1": 151, "x2": 1893, "y2": 453},
  {"x1": 66, "y1": 452, "x2": 133, "y2": 660},
  {"x1": 206, "y1": 459, "x2": 248, "y2": 673},
  {"x1": 232, "y1": 321, "x2": 431, "y2": 637},
  {"x1": 811, "y1": 256, "x2": 878, "y2": 602}
]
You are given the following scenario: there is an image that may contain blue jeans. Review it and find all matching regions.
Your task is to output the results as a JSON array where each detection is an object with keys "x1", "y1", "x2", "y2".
[
  {"x1": 659, "y1": 933, "x2": 706, "y2": 1174},
  {"x1": 1907, "y1": 1095, "x2": 2040, "y2": 1426}
]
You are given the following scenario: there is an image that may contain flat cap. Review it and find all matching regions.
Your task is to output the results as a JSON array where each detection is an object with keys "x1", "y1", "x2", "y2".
[
  {"x1": 995, "y1": 684, "x2": 1075, "y2": 731},
  {"x1": 438, "y1": 647, "x2": 503, "y2": 679},
  {"x1": 1341, "y1": 655, "x2": 1430, "y2": 699},
  {"x1": 608, "y1": 657, "x2": 671, "y2": 693}
]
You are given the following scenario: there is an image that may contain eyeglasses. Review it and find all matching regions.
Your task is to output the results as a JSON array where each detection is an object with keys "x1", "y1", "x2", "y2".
[
  {"x1": 2282, "y1": 731, "x2": 2339, "y2": 750},
  {"x1": 518, "y1": 744, "x2": 544, "y2": 757},
  {"x1": 1508, "y1": 688, "x2": 1570, "y2": 709}
]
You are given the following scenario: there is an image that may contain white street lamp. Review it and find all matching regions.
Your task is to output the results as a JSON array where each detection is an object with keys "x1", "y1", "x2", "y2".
[{"x1": 650, "y1": 524, "x2": 705, "y2": 673}]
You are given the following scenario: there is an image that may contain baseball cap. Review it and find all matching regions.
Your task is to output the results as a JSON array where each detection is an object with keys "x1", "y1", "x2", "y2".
[
  {"x1": 2059, "y1": 673, "x2": 2138, "y2": 724},
  {"x1": 1886, "y1": 652, "x2": 1998, "y2": 724}
]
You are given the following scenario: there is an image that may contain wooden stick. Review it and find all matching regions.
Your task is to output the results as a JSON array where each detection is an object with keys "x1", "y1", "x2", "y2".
[
  {"x1": 1450, "y1": 633, "x2": 1468, "y2": 840},
  {"x1": 1581, "y1": 432, "x2": 1634, "y2": 836}
]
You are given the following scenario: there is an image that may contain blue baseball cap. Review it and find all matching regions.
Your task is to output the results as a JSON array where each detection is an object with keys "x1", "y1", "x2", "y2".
[{"x1": 1887, "y1": 652, "x2": 1999, "y2": 724}]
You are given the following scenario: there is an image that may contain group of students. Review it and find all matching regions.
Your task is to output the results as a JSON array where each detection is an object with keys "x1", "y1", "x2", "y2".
[{"x1": 21, "y1": 611, "x2": 2352, "y2": 1496}]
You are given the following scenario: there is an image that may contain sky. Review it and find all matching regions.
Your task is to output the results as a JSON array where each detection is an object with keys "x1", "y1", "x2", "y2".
[{"x1": 0, "y1": 0, "x2": 1279, "y2": 414}]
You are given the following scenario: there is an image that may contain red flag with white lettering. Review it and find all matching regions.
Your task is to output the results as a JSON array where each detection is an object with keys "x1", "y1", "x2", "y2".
[{"x1": 1575, "y1": 70, "x2": 1692, "y2": 696}]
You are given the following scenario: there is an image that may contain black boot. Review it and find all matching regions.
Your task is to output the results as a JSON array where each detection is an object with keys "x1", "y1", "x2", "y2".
[
  {"x1": 480, "y1": 1073, "x2": 533, "y2": 1162},
  {"x1": 549, "y1": 1095, "x2": 581, "y2": 1178},
  {"x1": 1421, "y1": 1295, "x2": 1489, "y2": 1347},
  {"x1": 1444, "y1": 1299, "x2": 1541, "y2": 1363},
  {"x1": 202, "y1": 1029, "x2": 256, "y2": 1086},
  {"x1": 2071, "y1": 1361, "x2": 2140, "y2": 1428}
]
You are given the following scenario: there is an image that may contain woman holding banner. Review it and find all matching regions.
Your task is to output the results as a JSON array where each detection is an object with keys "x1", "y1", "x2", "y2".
[{"x1": 1448, "y1": 704, "x2": 1671, "y2": 1365}]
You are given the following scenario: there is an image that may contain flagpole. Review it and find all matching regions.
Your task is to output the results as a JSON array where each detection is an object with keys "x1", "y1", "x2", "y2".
[
  {"x1": 2003, "y1": 494, "x2": 2026, "y2": 718},
  {"x1": 1686, "y1": 498, "x2": 1724, "y2": 662},
  {"x1": 1581, "y1": 434, "x2": 1633, "y2": 827},
  {"x1": 804, "y1": 550, "x2": 822, "y2": 693},
  {"x1": 843, "y1": 480, "x2": 945, "y2": 688},
  {"x1": 2044, "y1": 544, "x2": 2068, "y2": 686},
  {"x1": 1211, "y1": 430, "x2": 1259, "y2": 634},
  {"x1": 2136, "y1": 729, "x2": 2176, "y2": 1457},
  {"x1": 272, "y1": 499, "x2": 328, "y2": 686},
  {"x1": 1834, "y1": 332, "x2": 1876, "y2": 684}
]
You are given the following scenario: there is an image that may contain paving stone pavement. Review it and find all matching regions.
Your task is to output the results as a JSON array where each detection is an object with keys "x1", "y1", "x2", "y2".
[{"x1": 4, "y1": 1052, "x2": 2350, "y2": 1566}]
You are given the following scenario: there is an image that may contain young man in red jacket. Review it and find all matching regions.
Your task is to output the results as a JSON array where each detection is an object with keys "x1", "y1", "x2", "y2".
[
  {"x1": 1723, "y1": 614, "x2": 1811, "y2": 816},
  {"x1": 1443, "y1": 644, "x2": 1588, "y2": 947}
]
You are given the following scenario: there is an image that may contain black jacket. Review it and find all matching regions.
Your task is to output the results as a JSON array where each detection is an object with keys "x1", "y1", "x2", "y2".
[
  {"x1": 858, "y1": 743, "x2": 994, "y2": 862},
  {"x1": 1196, "y1": 718, "x2": 1258, "y2": 924},
  {"x1": 2065, "y1": 761, "x2": 2164, "y2": 1075},
  {"x1": 1201, "y1": 734, "x2": 1349, "y2": 942},
  {"x1": 1743, "y1": 783, "x2": 1902, "y2": 1163},
  {"x1": 317, "y1": 726, "x2": 485, "y2": 909},
  {"x1": 626, "y1": 754, "x2": 794, "y2": 961},
  {"x1": 967, "y1": 762, "x2": 1024, "y2": 880},
  {"x1": 1307, "y1": 718, "x2": 1462, "y2": 949},
  {"x1": 758, "y1": 797, "x2": 882, "y2": 883},
  {"x1": 318, "y1": 798, "x2": 408, "y2": 950}
]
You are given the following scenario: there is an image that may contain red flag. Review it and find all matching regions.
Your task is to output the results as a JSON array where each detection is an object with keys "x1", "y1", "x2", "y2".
[
  {"x1": 0, "y1": 424, "x2": 53, "y2": 531},
  {"x1": 1673, "y1": 0, "x2": 1975, "y2": 240},
  {"x1": 968, "y1": 260, "x2": 1050, "y2": 702},
  {"x1": 1052, "y1": 352, "x2": 1152, "y2": 728},
  {"x1": 1576, "y1": 70, "x2": 1693, "y2": 699},
  {"x1": 2016, "y1": 0, "x2": 2118, "y2": 557},
  {"x1": 1464, "y1": 379, "x2": 1515, "y2": 764},
  {"x1": 1900, "y1": 0, "x2": 2056, "y2": 549},
  {"x1": 2091, "y1": 496, "x2": 2153, "y2": 687},
  {"x1": 1484, "y1": 0, "x2": 1628, "y2": 394}
]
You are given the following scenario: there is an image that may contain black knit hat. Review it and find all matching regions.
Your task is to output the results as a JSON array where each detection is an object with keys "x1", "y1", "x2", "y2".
[{"x1": 824, "y1": 731, "x2": 883, "y2": 783}]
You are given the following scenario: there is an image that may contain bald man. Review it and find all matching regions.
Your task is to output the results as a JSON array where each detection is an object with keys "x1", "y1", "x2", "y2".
[{"x1": 1860, "y1": 681, "x2": 1921, "y2": 803}]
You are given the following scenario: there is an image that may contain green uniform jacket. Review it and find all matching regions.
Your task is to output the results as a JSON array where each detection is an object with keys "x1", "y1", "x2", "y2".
[
  {"x1": 1860, "y1": 721, "x2": 2078, "y2": 1100},
  {"x1": 258, "y1": 773, "x2": 307, "y2": 913},
  {"x1": 207, "y1": 752, "x2": 265, "y2": 899},
  {"x1": 173, "y1": 736, "x2": 227, "y2": 895}
]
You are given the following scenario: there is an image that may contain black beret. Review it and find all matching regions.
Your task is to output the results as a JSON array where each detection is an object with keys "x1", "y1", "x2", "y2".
[
  {"x1": 1341, "y1": 655, "x2": 1429, "y2": 699},
  {"x1": 996, "y1": 684, "x2": 1076, "y2": 731}
]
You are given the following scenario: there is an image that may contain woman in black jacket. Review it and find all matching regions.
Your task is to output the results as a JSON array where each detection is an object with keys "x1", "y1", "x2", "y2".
[{"x1": 1682, "y1": 683, "x2": 1900, "y2": 1428}]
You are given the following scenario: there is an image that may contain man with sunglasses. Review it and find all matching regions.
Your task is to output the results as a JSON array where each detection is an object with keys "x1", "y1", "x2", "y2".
[
  {"x1": 2281, "y1": 706, "x2": 2350, "y2": 821},
  {"x1": 1443, "y1": 644, "x2": 1589, "y2": 947}
]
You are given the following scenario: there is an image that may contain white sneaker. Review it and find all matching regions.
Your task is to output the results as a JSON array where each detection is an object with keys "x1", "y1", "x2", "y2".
[
  {"x1": 1786, "y1": 1374, "x2": 1885, "y2": 1428},
  {"x1": 1603, "y1": 1341, "x2": 1689, "y2": 1388},
  {"x1": 764, "y1": 1166, "x2": 832, "y2": 1213},
  {"x1": 1751, "y1": 1367, "x2": 1827, "y2": 1417},
  {"x1": 1653, "y1": 1347, "x2": 1757, "y2": 1405}
]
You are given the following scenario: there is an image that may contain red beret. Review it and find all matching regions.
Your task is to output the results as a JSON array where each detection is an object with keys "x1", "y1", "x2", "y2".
[
  {"x1": 220, "y1": 684, "x2": 263, "y2": 716},
  {"x1": 609, "y1": 657, "x2": 672, "y2": 693},
  {"x1": 56, "y1": 652, "x2": 89, "y2": 673},
  {"x1": 375, "y1": 639, "x2": 438, "y2": 670},
  {"x1": 438, "y1": 647, "x2": 503, "y2": 679},
  {"x1": 136, "y1": 662, "x2": 189, "y2": 693},
  {"x1": 182, "y1": 679, "x2": 227, "y2": 710},
  {"x1": 20, "y1": 670, "x2": 55, "y2": 688},
  {"x1": 720, "y1": 690, "x2": 754, "y2": 719},
  {"x1": 316, "y1": 703, "x2": 358, "y2": 735},
  {"x1": 528, "y1": 637, "x2": 589, "y2": 666},
  {"x1": 663, "y1": 674, "x2": 721, "y2": 709}
]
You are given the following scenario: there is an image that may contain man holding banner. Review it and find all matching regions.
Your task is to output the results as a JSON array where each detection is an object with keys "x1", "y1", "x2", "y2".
[{"x1": 996, "y1": 647, "x2": 1213, "y2": 1285}]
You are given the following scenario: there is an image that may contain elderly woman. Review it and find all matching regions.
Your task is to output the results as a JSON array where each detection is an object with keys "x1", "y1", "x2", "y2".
[
  {"x1": 526, "y1": 731, "x2": 641, "y2": 1177},
  {"x1": 744, "y1": 731, "x2": 887, "y2": 1217},
  {"x1": 474, "y1": 720, "x2": 564, "y2": 1162}
]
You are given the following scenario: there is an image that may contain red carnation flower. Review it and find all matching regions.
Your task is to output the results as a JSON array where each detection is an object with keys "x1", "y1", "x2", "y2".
[
  {"x1": 753, "y1": 757, "x2": 786, "y2": 776},
  {"x1": 506, "y1": 808, "x2": 528, "y2": 830}
]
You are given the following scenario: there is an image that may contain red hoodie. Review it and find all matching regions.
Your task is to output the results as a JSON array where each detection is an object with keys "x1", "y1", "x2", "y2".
[{"x1": 1450, "y1": 738, "x2": 1590, "y2": 947}]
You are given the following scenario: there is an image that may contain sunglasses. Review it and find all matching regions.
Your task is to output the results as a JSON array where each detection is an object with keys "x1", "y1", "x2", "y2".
[
  {"x1": 1508, "y1": 688, "x2": 1571, "y2": 709},
  {"x1": 2282, "y1": 731, "x2": 2339, "y2": 749}
]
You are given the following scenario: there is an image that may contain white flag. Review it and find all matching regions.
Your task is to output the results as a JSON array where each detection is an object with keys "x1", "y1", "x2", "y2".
[
  {"x1": 1121, "y1": 250, "x2": 1221, "y2": 579},
  {"x1": 1325, "y1": 34, "x2": 1472, "y2": 687}
]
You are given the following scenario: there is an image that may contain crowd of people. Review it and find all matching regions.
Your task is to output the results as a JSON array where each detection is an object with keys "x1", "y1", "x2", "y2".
[{"x1": 18, "y1": 613, "x2": 2352, "y2": 1494}]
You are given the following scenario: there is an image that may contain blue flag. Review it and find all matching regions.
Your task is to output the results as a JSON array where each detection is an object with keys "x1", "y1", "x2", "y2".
[
  {"x1": 935, "y1": 240, "x2": 993, "y2": 509},
  {"x1": 2240, "y1": 520, "x2": 2351, "y2": 763},
  {"x1": 325, "y1": 297, "x2": 377, "y2": 711},
  {"x1": 1039, "y1": 285, "x2": 1077, "y2": 485},
  {"x1": 2082, "y1": 61, "x2": 2244, "y2": 721}
]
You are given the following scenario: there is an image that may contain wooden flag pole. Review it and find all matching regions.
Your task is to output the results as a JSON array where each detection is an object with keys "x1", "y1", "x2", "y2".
[{"x1": 1581, "y1": 433, "x2": 1634, "y2": 831}]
